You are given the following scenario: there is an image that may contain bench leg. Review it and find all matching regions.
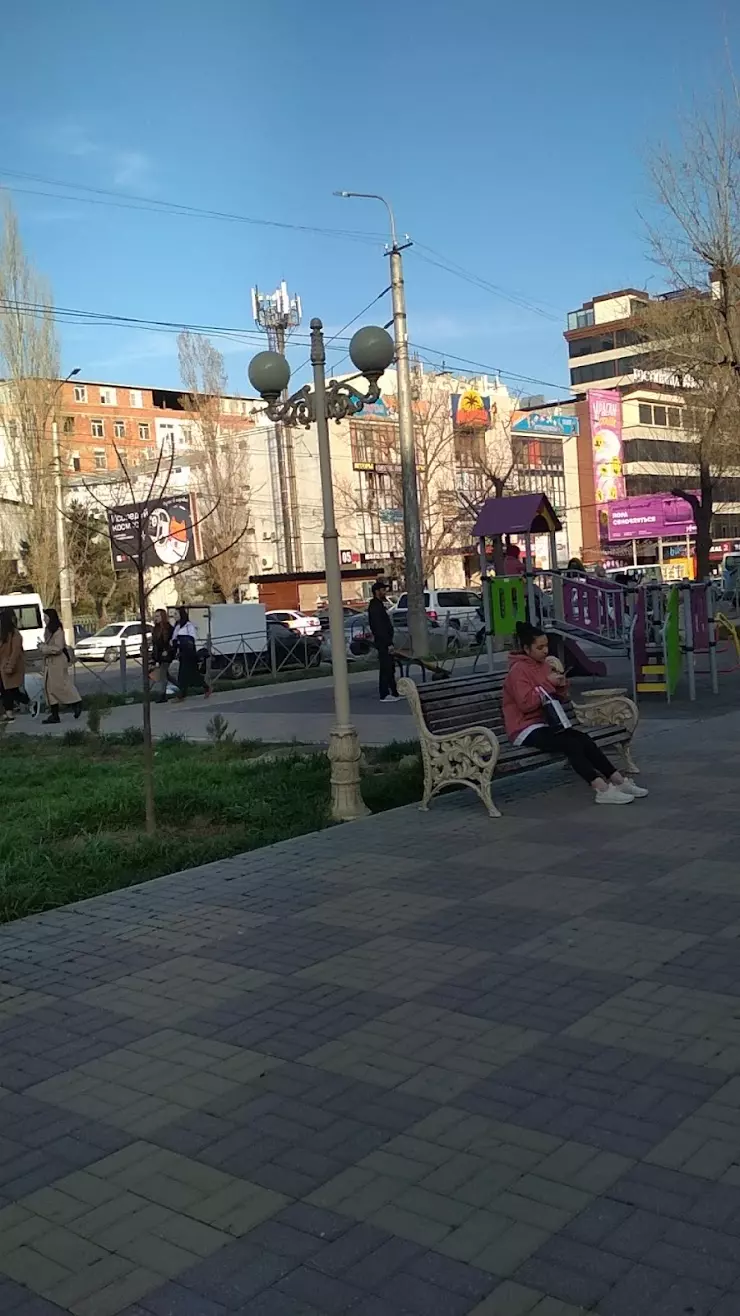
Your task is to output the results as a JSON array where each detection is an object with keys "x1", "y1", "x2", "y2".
[{"x1": 622, "y1": 740, "x2": 640, "y2": 775}]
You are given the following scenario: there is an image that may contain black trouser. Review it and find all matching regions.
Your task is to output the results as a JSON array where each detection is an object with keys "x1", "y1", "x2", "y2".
[
  {"x1": 177, "y1": 645, "x2": 203, "y2": 698},
  {"x1": 524, "y1": 727, "x2": 618, "y2": 784},
  {"x1": 1, "y1": 683, "x2": 28, "y2": 712},
  {"x1": 377, "y1": 645, "x2": 398, "y2": 699}
]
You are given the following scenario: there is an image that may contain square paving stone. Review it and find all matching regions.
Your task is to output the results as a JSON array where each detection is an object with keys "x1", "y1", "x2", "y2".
[
  {"x1": 514, "y1": 917, "x2": 701, "y2": 979},
  {"x1": 566, "y1": 981, "x2": 740, "y2": 1071},
  {"x1": 301, "y1": 1002, "x2": 545, "y2": 1102},
  {"x1": 297, "y1": 935, "x2": 492, "y2": 999}
]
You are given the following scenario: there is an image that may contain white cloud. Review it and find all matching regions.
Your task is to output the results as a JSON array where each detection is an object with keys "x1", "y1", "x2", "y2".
[
  {"x1": 111, "y1": 150, "x2": 153, "y2": 190},
  {"x1": 39, "y1": 119, "x2": 155, "y2": 192}
]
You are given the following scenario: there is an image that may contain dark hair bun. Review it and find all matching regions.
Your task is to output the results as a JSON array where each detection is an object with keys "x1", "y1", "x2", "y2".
[{"x1": 515, "y1": 620, "x2": 545, "y2": 647}]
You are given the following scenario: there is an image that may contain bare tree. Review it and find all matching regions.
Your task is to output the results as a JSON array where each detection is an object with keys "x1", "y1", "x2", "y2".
[
  {"x1": 640, "y1": 95, "x2": 740, "y2": 576},
  {"x1": 84, "y1": 437, "x2": 249, "y2": 835},
  {"x1": 0, "y1": 201, "x2": 61, "y2": 602},
  {"x1": 177, "y1": 332, "x2": 254, "y2": 601},
  {"x1": 338, "y1": 372, "x2": 517, "y2": 583}
]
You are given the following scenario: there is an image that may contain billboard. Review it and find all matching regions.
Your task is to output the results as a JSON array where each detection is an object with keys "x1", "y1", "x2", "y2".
[
  {"x1": 589, "y1": 389, "x2": 625, "y2": 506},
  {"x1": 451, "y1": 388, "x2": 491, "y2": 430},
  {"x1": 511, "y1": 410, "x2": 579, "y2": 438},
  {"x1": 606, "y1": 493, "x2": 696, "y2": 542},
  {"x1": 108, "y1": 494, "x2": 200, "y2": 571}
]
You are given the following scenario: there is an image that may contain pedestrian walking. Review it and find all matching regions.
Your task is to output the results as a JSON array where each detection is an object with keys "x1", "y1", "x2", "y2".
[
  {"x1": 38, "y1": 608, "x2": 82, "y2": 725},
  {"x1": 172, "y1": 607, "x2": 203, "y2": 700},
  {"x1": 151, "y1": 608, "x2": 174, "y2": 702},
  {"x1": 0, "y1": 609, "x2": 28, "y2": 720},
  {"x1": 368, "y1": 580, "x2": 399, "y2": 703},
  {"x1": 502, "y1": 621, "x2": 647, "y2": 807}
]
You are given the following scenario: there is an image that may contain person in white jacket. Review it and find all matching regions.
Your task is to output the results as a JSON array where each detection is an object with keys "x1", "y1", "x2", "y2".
[{"x1": 171, "y1": 607, "x2": 202, "y2": 700}]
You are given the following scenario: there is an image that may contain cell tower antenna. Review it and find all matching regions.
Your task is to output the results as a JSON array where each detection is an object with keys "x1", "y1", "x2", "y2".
[{"x1": 251, "y1": 281, "x2": 303, "y2": 571}]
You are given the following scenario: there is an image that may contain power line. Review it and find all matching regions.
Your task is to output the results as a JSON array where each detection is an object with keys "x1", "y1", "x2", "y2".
[
  {"x1": 290, "y1": 287, "x2": 392, "y2": 381},
  {"x1": 410, "y1": 342, "x2": 572, "y2": 395},
  {"x1": 411, "y1": 243, "x2": 563, "y2": 323},
  {"x1": 0, "y1": 168, "x2": 385, "y2": 246}
]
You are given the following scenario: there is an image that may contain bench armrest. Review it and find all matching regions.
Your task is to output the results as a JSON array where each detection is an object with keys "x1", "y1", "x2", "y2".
[
  {"x1": 398, "y1": 677, "x2": 499, "y2": 757},
  {"x1": 573, "y1": 694, "x2": 639, "y2": 739}
]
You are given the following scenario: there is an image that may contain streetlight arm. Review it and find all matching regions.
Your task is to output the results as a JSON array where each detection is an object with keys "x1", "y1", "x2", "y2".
[
  {"x1": 334, "y1": 191, "x2": 397, "y2": 248},
  {"x1": 263, "y1": 374, "x2": 383, "y2": 429}
]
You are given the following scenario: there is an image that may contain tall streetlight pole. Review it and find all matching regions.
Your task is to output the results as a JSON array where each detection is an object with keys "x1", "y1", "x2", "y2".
[
  {"x1": 335, "y1": 191, "x2": 428, "y2": 655},
  {"x1": 248, "y1": 321, "x2": 395, "y2": 822},
  {"x1": 52, "y1": 368, "x2": 80, "y2": 647}
]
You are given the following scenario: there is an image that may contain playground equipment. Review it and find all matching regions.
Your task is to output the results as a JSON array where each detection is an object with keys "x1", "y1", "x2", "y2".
[
  {"x1": 628, "y1": 581, "x2": 719, "y2": 702},
  {"x1": 472, "y1": 491, "x2": 726, "y2": 704}
]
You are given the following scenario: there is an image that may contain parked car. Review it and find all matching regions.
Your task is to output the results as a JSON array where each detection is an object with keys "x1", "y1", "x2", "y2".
[
  {"x1": 265, "y1": 609, "x2": 322, "y2": 637},
  {"x1": 316, "y1": 606, "x2": 366, "y2": 631},
  {"x1": 391, "y1": 589, "x2": 482, "y2": 633},
  {"x1": 265, "y1": 621, "x2": 323, "y2": 670},
  {"x1": 74, "y1": 622, "x2": 152, "y2": 664}
]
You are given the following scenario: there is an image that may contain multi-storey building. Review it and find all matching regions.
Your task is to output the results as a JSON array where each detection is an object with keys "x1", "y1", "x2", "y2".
[
  {"x1": 563, "y1": 288, "x2": 740, "y2": 567},
  {"x1": 0, "y1": 364, "x2": 571, "y2": 602}
]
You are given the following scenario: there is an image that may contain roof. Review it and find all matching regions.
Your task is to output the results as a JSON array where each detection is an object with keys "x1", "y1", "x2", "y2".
[{"x1": 472, "y1": 493, "x2": 562, "y2": 538}]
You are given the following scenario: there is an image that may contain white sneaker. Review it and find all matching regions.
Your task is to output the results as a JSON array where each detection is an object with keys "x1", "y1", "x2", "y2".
[
  {"x1": 619, "y1": 777, "x2": 649, "y2": 799},
  {"x1": 381, "y1": 695, "x2": 401, "y2": 702},
  {"x1": 595, "y1": 784, "x2": 634, "y2": 806}
]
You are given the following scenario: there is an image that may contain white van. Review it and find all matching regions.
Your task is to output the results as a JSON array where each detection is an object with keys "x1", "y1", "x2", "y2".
[{"x1": 0, "y1": 593, "x2": 45, "y2": 652}]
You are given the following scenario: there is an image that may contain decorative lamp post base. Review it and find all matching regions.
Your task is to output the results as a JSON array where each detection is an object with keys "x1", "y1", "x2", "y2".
[{"x1": 327, "y1": 724, "x2": 370, "y2": 821}]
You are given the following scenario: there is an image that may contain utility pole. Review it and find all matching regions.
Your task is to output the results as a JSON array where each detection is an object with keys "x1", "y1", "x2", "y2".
[
  {"x1": 51, "y1": 418, "x2": 75, "y2": 647},
  {"x1": 252, "y1": 282, "x2": 303, "y2": 572},
  {"x1": 51, "y1": 368, "x2": 80, "y2": 647},
  {"x1": 335, "y1": 192, "x2": 428, "y2": 654}
]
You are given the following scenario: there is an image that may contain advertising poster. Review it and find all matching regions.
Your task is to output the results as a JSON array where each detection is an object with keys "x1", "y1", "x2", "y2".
[
  {"x1": 589, "y1": 389, "x2": 626, "y2": 507},
  {"x1": 108, "y1": 494, "x2": 200, "y2": 571},
  {"x1": 606, "y1": 493, "x2": 696, "y2": 542},
  {"x1": 451, "y1": 388, "x2": 491, "y2": 430}
]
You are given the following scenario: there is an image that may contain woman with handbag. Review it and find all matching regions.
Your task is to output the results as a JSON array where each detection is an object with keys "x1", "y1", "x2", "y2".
[
  {"x1": 502, "y1": 621, "x2": 647, "y2": 806},
  {"x1": 38, "y1": 608, "x2": 82, "y2": 725}
]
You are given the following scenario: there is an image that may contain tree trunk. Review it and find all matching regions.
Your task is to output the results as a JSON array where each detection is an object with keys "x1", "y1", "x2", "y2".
[
  {"x1": 137, "y1": 568, "x2": 156, "y2": 837},
  {"x1": 672, "y1": 480, "x2": 713, "y2": 580}
]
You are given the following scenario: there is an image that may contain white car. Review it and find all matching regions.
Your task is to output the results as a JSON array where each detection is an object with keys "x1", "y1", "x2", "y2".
[
  {"x1": 265, "y1": 609, "x2": 322, "y2": 637},
  {"x1": 391, "y1": 589, "x2": 482, "y2": 633},
  {"x1": 74, "y1": 622, "x2": 152, "y2": 663}
]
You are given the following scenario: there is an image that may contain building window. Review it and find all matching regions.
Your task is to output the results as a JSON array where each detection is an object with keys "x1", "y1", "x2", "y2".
[
  {"x1": 570, "y1": 360, "x2": 617, "y2": 386},
  {"x1": 637, "y1": 403, "x2": 682, "y2": 429},
  {"x1": 93, "y1": 449, "x2": 107, "y2": 470},
  {"x1": 90, "y1": 418, "x2": 104, "y2": 438},
  {"x1": 568, "y1": 332, "x2": 616, "y2": 359},
  {"x1": 71, "y1": 454, "x2": 81, "y2": 472},
  {"x1": 99, "y1": 387, "x2": 117, "y2": 405},
  {"x1": 129, "y1": 389, "x2": 143, "y2": 408},
  {"x1": 74, "y1": 384, "x2": 87, "y2": 403},
  {"x1": 63, "y1": 415, "x2": 75, "y2": 435},
  {"x1": 138, "y1": 422, "x2": 150, "y2": 441},
  {"x1": 181, "y1": 425, "x2": 193, "y2": 446},
  {"x1": 114, "y1": 419, "x2": 126, "y2": 439},
  {"x1": 567, "y1": 308, "x2": 595, "y2": 331}
]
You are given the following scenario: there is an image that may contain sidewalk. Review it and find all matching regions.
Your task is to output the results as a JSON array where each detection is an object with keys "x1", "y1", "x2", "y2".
[{"x1": 0, "y1": 714, "x2": 739, "y2": 1313}]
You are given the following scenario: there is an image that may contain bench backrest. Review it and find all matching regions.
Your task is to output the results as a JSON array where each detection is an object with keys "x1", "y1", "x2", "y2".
[{"x1": 415, "y1": 671, "x2": 576, "y2": 741}]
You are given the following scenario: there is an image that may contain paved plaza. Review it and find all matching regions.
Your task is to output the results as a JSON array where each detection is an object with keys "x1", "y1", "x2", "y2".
[{"x1": 1, "y1": 712, "x2": 739, "y2": 1314}]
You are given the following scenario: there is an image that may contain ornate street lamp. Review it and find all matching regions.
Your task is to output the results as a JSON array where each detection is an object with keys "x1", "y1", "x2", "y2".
[{"x1": 249, "y1": 318, "x2": 395, "y2": 821}]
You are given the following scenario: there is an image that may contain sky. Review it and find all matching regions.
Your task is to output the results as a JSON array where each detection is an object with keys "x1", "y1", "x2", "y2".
[{"x1": 1, "y1": 0, "x2": 738, "y2": 400}]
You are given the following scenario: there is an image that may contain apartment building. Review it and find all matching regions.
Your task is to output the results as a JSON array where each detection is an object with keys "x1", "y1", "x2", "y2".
[{"x1": 563, "y1": 288, "x2": 740, "y2": 565}]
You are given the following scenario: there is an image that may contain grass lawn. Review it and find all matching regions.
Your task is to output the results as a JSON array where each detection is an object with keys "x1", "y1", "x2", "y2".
[{"x1": 0, "y1": 735, "x2": 423, "y2": 925}]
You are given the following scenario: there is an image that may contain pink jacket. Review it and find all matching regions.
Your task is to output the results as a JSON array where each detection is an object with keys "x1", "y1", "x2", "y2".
[{"x1": 502, "y1": 651, "x2": 567, "y2": 743}]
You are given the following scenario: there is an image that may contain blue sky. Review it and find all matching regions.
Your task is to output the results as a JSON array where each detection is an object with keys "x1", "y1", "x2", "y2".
[{"x1": 1, "y1": 0, "x2": 736, "y2": 398}]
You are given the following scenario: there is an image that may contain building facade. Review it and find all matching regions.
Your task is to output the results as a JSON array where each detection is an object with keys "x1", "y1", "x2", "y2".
[{"x1": 563, "y1": 288, "x2": 740, "y2": 568}]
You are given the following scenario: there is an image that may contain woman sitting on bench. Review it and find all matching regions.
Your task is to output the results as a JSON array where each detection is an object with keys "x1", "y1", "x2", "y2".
[{"x1": 502, "y1": 621, "x2": 647, "y2": 807}]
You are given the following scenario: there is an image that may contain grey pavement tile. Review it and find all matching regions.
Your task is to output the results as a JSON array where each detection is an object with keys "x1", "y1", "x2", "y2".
[
  {"x1": 455, "y1": 1036, "x2": 726, "y2": 1157},
  {"x1": 196, "y1": 923, "x2": 375, "y2": 975},
  {"x1": 599, "y1": 887, "x2": 740, "y2": 937},
  {"x1": 567, "y1": 981, "x2": 740, "y2": 1071},
  {"x1": 297, "y1": 934, "x2": 492, "y2": 998},
  {"x1": 514, "y1": 917, "x2": 701, "y2": 978},
  {"x1": 418, "y1": 958, "x2": 632, "y2": 1035},
  {"x1": 652, "y1": 939, "x2": 740, "y2": 997},
  {"x1": 399, "y1": 907, "x2": 556, "y2": 955}
]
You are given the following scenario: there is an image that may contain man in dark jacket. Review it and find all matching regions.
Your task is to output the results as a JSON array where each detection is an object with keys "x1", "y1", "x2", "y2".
[{"x1": 368, "y1": 580, "x2": 399, "y2": 702}]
